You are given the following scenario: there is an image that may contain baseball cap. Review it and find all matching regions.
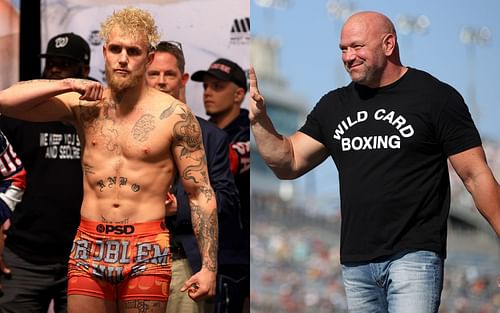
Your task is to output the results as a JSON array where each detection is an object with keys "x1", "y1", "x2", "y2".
[
  {"x1": 40, "y1": 33, "x2": 90, "y2": 65},
  {"x1": 191, "y1": 58, "x2": 247, "y2": 92}
]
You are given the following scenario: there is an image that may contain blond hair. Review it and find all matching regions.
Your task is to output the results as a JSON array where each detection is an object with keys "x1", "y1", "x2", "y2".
[{"x1": 100, "y1": 6, "x2": 160, "y2": 50}]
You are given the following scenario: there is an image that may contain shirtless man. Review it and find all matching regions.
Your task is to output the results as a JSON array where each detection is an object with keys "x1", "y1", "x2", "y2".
[{"x1": 0, "y1": 7, "x2": 217, "y2": 313}]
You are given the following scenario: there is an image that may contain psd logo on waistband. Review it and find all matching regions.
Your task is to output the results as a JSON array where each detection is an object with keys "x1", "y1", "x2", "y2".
[{"x1": 96, "y1": 224, "x2": 135, "y2": 234}]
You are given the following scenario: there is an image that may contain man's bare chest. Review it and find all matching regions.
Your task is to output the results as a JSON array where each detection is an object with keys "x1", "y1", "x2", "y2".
[{"x1": 80, "y1": 107, "x2": 169, "y2": 158}]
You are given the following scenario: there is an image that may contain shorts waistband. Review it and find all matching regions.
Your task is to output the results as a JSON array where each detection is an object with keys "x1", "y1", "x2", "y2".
[{"x1": 79, "y1": 217, "x2": 167, "y2": 236}]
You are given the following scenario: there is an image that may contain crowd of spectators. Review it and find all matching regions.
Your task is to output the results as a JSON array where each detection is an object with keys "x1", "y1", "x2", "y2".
[{"x1": 250, "y1": 191, "x2": 500, "y2": 313}]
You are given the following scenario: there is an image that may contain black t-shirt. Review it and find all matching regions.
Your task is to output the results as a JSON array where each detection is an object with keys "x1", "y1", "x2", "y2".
[
  {"x1": 299, "y1": 68, "x2": 481, "y2": 263},
  {"x1": 0, "y1": 117, "x2": 83, "y2": 264}
]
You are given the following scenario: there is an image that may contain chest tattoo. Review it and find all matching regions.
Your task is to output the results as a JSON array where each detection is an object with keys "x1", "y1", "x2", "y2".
[{"x1": 132, "y1": 114, "x2": 156, "y2": 143}]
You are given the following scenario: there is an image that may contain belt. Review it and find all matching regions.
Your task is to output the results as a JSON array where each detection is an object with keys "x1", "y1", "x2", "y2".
[{"x1": 170, "y1": 246, "x2": 187, "y2": 261}]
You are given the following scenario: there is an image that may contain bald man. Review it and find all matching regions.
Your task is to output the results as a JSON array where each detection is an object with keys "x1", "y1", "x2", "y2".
[{"x1": 250, "y1": 11, "x2": 500, "y2": 313}]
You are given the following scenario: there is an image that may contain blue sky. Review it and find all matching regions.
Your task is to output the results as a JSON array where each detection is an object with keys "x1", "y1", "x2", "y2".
[
  {"x1": 252, "y1": 0, "x2": 500, "y2": 139},
  {"x1": 252, "y1": 0, "x2": 500, "y2": 202}
]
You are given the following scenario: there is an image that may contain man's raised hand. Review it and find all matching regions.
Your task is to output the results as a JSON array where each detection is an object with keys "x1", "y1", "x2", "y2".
[
  {"x1": 66, "y1": 78, "x2": 104, "y2": 101},
  {"x1": 249, "y1": 67, "x2": 265, "y2": 123}
]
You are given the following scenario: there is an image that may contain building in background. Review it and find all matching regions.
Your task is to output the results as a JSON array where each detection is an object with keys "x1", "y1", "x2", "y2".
[{"x1": 251, "y1": 36, "x2": 309, "y2": 202}]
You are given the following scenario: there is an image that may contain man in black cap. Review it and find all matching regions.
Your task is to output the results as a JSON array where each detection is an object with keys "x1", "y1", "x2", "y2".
[
  {"x1": 0, "y1": 32, "x2": 92, "y2": 313},
  {"x1": 40, "y1": 32, "x2": 91, "y2": 80},
  {"x1": 191, "y1": 58, "x2": 250, "y2": 313}
]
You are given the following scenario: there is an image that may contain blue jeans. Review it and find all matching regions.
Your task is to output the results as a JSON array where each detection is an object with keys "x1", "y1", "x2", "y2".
[{"x1": 341, "y1": 250, "x2": 444, "y2": 313}]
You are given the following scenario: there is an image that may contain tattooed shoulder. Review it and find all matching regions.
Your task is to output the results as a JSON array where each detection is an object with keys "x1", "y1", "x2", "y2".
[
  {"x1": 159, "y1": 100, "x2": 182, "y2": 120},
  {"x1": 172, "y1": 106, "x2": 202, "y2": 157}
]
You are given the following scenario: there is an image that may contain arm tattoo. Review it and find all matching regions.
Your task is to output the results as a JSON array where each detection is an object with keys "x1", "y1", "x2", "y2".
[
  {"x1": 199, "y1": 185, "x2": 214, "y2": 203},
  {"x1": 17, "y1": 79, "x2": 58, "y2": 85},
  {"x1": 190, "y1": 202, "x2": 218, "y2": 272},
  {"x1": 181, "y1": 158, "x2": 208, "y2": 184},
  {"x1": 173, "y1": 108, "x2": 202, "y2": 157},
  {"x1": 132, "y1": 114, "x2": 156, "y2": 142}
]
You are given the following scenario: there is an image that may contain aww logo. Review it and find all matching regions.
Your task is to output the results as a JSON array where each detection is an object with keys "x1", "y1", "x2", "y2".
[{"x1": 96, "y1": 224, "x2": 135, "y2": 235}]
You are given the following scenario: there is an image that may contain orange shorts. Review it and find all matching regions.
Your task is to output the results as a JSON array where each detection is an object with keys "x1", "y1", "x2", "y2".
[{"x1": 67, "y1": 218, "x2": 172, "y2": 301}]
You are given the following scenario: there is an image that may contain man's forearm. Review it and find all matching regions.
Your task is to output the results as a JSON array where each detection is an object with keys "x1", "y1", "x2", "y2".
[
  {"x1": 189, "y1": 195, "x2": 218, "y2": 272},
  {"x1": 466, "y1": 173, "x2": 500, "y2": 237},
  {"x1": 0, "y1": 79, "x2": 71, "y2": 115},
  {"x1": 251, "y1": 114, "x2": 295, "y2": 179}
]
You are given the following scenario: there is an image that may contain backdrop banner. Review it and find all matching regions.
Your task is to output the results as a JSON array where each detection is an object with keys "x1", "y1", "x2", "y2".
[{"x1": 41, "y1": 0, "x2": 250, "y2": 116}]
